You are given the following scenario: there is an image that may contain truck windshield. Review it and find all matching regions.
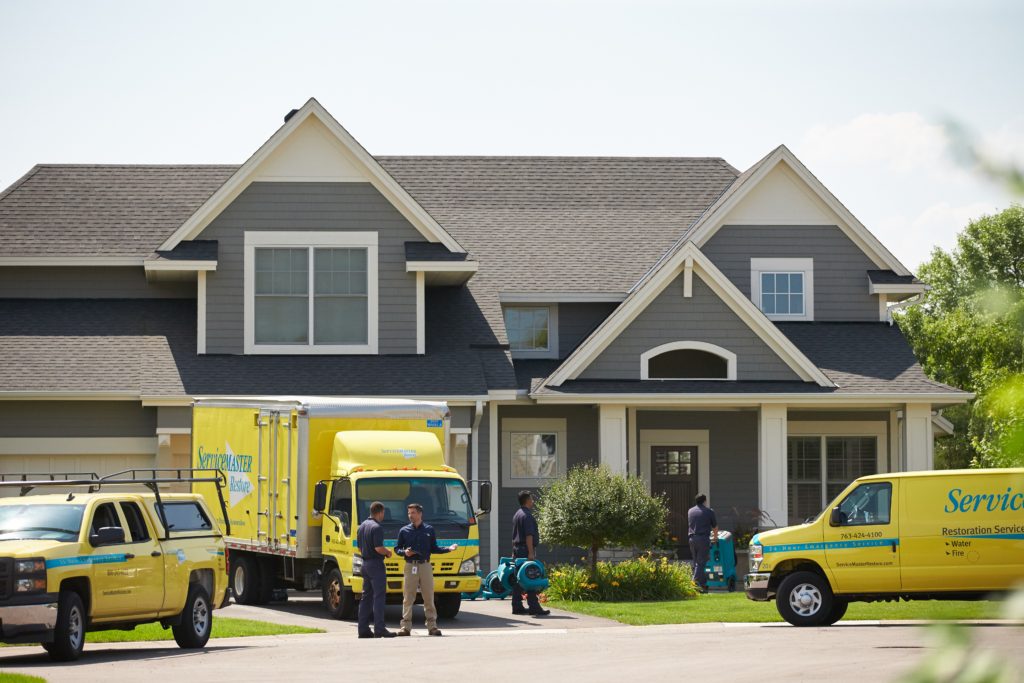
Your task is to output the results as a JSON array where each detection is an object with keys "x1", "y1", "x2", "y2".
[
  {"x1": 356, "y1": 478, "x2": 475, "y2": 535},
  {"x1": 0, "y1": 504, "x2": 85, "y2": 541}
]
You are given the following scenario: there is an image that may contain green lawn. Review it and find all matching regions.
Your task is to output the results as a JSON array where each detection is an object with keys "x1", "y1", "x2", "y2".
[
  {"x1": 549, "y1": 592, "x2": 1001, "y2": 626},
  {"x1": 0, "y1": 675, "x2": 46, "y2": 683}
]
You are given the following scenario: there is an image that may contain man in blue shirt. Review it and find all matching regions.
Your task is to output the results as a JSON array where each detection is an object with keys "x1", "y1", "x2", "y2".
[
  {"x1": 393, "y1": 503, "x2": 457, "y2": 636},
  {"x1": 511, "y1": 490, "x2": 549, "y2": 616},
  {"x1": 356, "y1": 501, "x2": 395, "y2": 638},
  {"x1": 687, "y1": 494, "x2": 718, "y2": 594}
]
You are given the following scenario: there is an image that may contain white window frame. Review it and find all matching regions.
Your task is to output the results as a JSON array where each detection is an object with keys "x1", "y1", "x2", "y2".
[
  {"x1": 501, "y1": 417, "x2": 567, "y2": 488},
  {"x1": 639, "y1": 341, "x2": 737, "y2": 381},
  {"x1": 243, "y1": 231, "x2": 378, "y2": 355},
  {"x1": 750, "y1": 258, "x2": 814, "y2": 321},
  {"x1": 503, "y1": 304, "x2": 559, "y2": 359}
]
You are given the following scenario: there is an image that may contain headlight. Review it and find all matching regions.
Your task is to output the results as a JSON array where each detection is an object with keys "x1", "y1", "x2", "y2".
[
  {"x1": 16, "y1": 559, "x2": 46, "y2": 574},
  {"x1": 16, "y1": 578, "x2": 47, "y2": 593},
  {"x1": 459, "y1": 556, "x2": 478, "y2": 574},
  {"x1": 352, "y1": 556, "x2": 363, "y2": 574},
  {"x1": 749, "y1": 543, "x2": 763, "y2": 572}
]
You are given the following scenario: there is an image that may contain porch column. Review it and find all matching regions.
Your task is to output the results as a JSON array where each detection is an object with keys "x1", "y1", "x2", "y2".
[
  {"x1": 758, "y1": 404, "x2": 788, "y2": 528},
  {"x1": 599, "y1": 404, "x2": 628, "y2": 475},
  {"x1": 904, "y1": 403, "x2": 934, "y2": 471}
]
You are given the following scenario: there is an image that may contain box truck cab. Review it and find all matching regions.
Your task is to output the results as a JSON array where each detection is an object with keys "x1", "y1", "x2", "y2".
[
  {"x1": 745, "y1": 468, "x2": 1024, "y2": 626},
  {"x1": 191, "y1": 397, "x2": 488, "y2": 620}
]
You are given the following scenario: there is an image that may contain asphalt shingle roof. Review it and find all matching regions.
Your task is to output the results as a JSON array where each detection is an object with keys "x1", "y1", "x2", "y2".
[
  {"x1": 867, "y1": 270, "x2": 923, "y2": 285},
  {"x1": 149, "y1": 240, "x2": 219, "y2": 262}
]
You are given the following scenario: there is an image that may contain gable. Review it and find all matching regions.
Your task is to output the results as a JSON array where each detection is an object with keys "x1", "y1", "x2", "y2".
[
  {"x1": 718, "y1": 163, "x2": 836, "y2": 225},
  {"x1": 253, "y1": 116, "x2": 367, "y2": 182},
  {"x1": 578, "y1": 271, "x2": 802, "y2": 381}
]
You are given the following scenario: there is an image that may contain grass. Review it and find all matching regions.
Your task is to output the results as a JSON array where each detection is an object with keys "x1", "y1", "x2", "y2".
[
  {"x1": 548, "y1": 591, "x2": 1002, "y2": 626},
  {"x1": 0, "y1": 675, "x2": 46, "y2": 683},
  {"x1": 1, "y1": 617, "x2": 322, "y2": 647}
]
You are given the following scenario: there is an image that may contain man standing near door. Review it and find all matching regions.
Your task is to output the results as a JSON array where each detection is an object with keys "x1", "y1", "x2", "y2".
[{"x1": 687, "y1": 494, "x2": 718, "y2": 594}]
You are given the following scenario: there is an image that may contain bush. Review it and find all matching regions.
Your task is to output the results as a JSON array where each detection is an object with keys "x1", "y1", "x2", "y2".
[{"x1": 545, "y1": 555, "x2": 699, "y2": 602}]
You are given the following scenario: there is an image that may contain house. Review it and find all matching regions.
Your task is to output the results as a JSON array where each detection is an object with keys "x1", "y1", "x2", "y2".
[{"x1": 0, "y1": 98, "x2": 970, "y2": 569}]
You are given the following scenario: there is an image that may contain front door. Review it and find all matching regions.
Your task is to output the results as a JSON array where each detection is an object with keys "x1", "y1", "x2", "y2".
[
  {"x1": 650, "y1": 445, "x2": 697, "y2": 557},
  {"x1": 822, "y1": 479, "x2": 901, "y2": 593}
]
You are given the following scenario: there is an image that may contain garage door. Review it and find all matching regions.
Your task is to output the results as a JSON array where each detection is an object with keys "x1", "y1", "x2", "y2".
[{"x1": 0, "y1": 438, "x2": 156, "y2": 497}]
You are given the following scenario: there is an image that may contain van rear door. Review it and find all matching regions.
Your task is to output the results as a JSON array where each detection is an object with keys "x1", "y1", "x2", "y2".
[{"x1": 822, "y1": 479, "x2": 901, "y2": 593}]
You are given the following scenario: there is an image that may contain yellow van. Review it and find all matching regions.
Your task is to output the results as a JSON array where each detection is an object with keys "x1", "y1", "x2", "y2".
[{"x1": 745, "y1": 468, "x2": 1024, "y2": 626}]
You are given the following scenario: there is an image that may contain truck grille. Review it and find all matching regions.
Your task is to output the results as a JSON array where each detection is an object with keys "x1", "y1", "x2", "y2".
[{"x1": 0, "y1": 558, "x2": 12, "y2": 600}]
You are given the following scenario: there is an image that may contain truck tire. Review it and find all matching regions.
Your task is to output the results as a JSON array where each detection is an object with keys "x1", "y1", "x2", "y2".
[
  {"x1": 435, "y1": 593, "x2": 461, "y2": 619},
  {"x1": 173, "y1": 584, "x2": 212, "y2": 649},
  {"x1": 231, "y1": 555, "x2": 262, "y2": 605},
  {"x1": 776, "y1": 571, "x2": 835, "y2": 627},
  {"x1": 258, "y1": 557, "x2": 276, "y2": 604},
  {"x1": 48, "y1": 590, "x2": 86, "y2": 661},
  {"x1": 823, "y1": 598, "x2": 849, "y2": 626},
  {"x1": 322, "y1": 567, "x2": 357, "y2": 620}
]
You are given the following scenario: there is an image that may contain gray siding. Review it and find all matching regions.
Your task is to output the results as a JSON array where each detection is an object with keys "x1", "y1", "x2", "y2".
[
  {"x1": 0, "y1": 402, "x2": 156, "y2": 438},
  {"x1": 558, "y1": 302, "x2": 618, "y2": 358},
  {"x1": 496, "y1": 404, "x2": 599, "y2": 564},
  {"x1": 157, "y1": 406, "x2": 192, "y2": 431},
  {"x1": 0, "y1": 267, "x2": 195, "y2": 299},
  {"x1": 702, "y1": 225, "x2": 881, "y2": 321},
  {"x1": 450, "y1": 406, "x2": 473, "y2": 430},
  {"x1": 200, "y1": 182, "x2": 422, "y2": 354},
  {"x1": 636, "y1": 410, "x2": 759, "y2": 533},
  {"x1": 580, "y1": 273, "x2": 801, "y2": 381}
]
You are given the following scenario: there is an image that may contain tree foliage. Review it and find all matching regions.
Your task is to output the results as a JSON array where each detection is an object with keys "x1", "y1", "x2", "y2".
[
  {"x1": 535, "y1": 465, "x2": 667, "y2": 572},
  {"x1": 898, "y1": 204, "x2": 1024, "y2": 467}
]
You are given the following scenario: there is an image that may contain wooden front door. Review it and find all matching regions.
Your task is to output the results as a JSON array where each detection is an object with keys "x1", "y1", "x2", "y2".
[{"x1": 651, "y1": 445, "x2": 698, "y2": 558}]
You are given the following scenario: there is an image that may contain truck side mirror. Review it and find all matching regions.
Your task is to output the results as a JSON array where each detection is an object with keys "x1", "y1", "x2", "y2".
[
  {"x1": 89, "y1": 526, "x2": 125, "y2": 547},
  {"x1": 313, "y1": 481, "x2": 328, "y2": 513},
  {"x1": 477, "y1": 481, "x2": 493, "y2": 515},
  {"x1": 829, "y1": 507, "x2": 846, "y2": 526}
]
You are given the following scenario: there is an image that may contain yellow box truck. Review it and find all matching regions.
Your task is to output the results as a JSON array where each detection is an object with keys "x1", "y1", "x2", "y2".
[
  {"x1": 190, "y1": 397, "x2": 489, "y2": 620},
  {"x1": 745, "y1": 468, "x2": 1024, "y2": 626}
]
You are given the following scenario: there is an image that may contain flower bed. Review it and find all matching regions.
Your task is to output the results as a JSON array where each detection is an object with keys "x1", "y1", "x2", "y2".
[{"x1": 545, "y1": 555, "x2": 699, "y2": 602}]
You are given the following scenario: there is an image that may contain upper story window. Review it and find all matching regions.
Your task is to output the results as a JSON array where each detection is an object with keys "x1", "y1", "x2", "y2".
[
  {"x1": 750, "y1": 258, "x2": 814, "y2": 321},
  {"x1": 640, "y1": 341, "x2": 737, "y2": 380},
  {"x1": 244, "y1": 232, "x2": 378, "y2": 354},
  {"x1": 503, "y1": 305, "x2": 559, "y2": 359}
]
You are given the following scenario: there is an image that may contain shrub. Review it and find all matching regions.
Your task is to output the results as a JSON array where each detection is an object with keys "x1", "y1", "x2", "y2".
[{"x1": 545, "y1": 555, "x2": 699, "y2": 602}]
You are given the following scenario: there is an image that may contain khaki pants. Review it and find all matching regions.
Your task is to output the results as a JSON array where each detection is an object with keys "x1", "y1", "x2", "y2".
[{"x1": 401, "y1": 562, "x2": 437, "y2": 630}]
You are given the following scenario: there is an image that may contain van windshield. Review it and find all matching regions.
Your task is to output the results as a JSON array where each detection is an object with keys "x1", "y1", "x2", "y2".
[
  {"x1": 355, "y1": 478, "x2": 474, "y2": 537},
  {"x1": 0, "y1": 504, "x2": 85, "y2": 541}
]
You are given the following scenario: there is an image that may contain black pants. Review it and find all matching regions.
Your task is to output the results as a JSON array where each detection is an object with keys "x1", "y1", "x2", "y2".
[
  {"x1": 357, "y1": 559, "x2": 387, "y2": 635},
  {"x1": 511, "y1": 546, "x2": 542, "y2": 613},
  {"x1": 689, "y1": 535, "x2": 711, "y2": 588}
]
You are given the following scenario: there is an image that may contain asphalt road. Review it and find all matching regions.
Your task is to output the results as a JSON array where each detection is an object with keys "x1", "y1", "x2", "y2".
[{"x1": 1, "y1": 595, "x2": 1020, "y2": 682}]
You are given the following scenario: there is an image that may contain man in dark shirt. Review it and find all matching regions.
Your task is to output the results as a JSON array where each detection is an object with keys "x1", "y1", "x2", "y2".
[
  {"x1": 687, "y1": 493, "x2": 718, "y2": 594},
  {"x1": 356, "y1": 501, "x2": 395, "y2": 638},
  {"x1": 393, "y1": 502, "x2": 457, "y2": 636},
  {"x1": 510, "y1": 490, "x2": 549, "y2": 616}
]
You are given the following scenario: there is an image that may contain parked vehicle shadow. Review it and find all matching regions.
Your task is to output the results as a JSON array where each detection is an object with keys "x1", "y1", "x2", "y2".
[{"x1": 0, "y1": 643, "x2": 253, "y2": 666}]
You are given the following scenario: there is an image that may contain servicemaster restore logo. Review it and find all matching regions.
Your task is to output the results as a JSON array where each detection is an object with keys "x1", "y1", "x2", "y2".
[{"x1": 197, "y1": 443, "x2": 254, "y2": 506}]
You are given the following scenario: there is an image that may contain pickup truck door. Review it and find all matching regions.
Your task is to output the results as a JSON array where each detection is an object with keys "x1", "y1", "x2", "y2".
[
  {"x1": 822, "y1": 480, "x2": 901, "y2": 594},
  {"x1": 86, "y1": 502, "x2": 161, "y2": 618},
  {"x1": 117, "y1": 501, "x2": 166, "y2": 613}
]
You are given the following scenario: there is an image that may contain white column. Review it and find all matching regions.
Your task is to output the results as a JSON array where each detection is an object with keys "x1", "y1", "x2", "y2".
[
  {"x1": 488, "y1": 401, "x2": 500, "y2": 571},
  {"x1": 758, "y1": 404, "x2": 788, "y2": 528},
  {"x1": 626, "y1": 407, "x2": 638, "y2": 477},
  {"x1": 197, "y1": 271, "x2": 207, "y2": 355},
  {"x1": 599, "y1": 404, "x2": 628, "y2": 475},
  {"x1": 415, "y1": 271, "x2": 425, "y2": 355},
  {"x1": 904, "y1": 403, "x2": 934, "y2": 471}
]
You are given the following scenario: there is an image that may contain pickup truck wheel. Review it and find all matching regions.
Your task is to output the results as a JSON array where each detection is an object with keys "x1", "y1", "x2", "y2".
[
  {"x1": 776, "y1": 571, "x2": 834, "y2": 627},
  {"x1": 48, "y1": 590, "x2": 86, "y2": 661},
  {"x1": 435, "y1": 593, "x2": 461, "y2": 619},
  {"x1": 231, "y1": 555, "x2": 262, "y2": 605},
  {"x1": 173, "y1": 584, "x2": 212, "y2": 649},
  {"x1": 322, "y1": 567, "x2": 356, "y2": 620}
]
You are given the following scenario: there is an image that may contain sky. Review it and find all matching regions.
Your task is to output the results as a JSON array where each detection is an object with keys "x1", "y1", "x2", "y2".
[{"x1": 1, "y1": 0, "x2": 1021, "y2": 270}]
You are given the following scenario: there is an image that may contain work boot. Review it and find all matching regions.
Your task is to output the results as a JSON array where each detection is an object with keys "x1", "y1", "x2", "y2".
[
  {"x1": 396, "y1": 629, "x2": 411, "y2": 636},
  {"x1": 428, "y1": 627, "x2": 442, "y2": 636},
  {"x1": 375, "y1": 630, "x2": 397, "y2": 638}
]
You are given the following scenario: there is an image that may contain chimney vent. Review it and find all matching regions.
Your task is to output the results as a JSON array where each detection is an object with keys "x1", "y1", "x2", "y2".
[{"x1": 284, "y1": 108, "x2": 300, "y2": 123}]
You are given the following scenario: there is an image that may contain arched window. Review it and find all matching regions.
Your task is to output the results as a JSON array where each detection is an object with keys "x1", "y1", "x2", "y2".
[{"x1": 640, "y1": 341, "x2": 737, "y2": 380}]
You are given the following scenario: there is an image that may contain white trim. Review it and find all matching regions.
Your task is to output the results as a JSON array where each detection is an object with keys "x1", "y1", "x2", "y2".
[
  {"x1": 788, "y1": 420, "x2": 889, "y2": 475},
  {"x1": 638, "y1": 429, "x2": 710, "y2": 502},
  {"x1": 144, "y1": 260, "x2": 217, "y2": 272},
  {"x1": 158, "y1": 98, "x2": 466, "y2": 254},
  {"x1": 750, "y1": 258, "x2": 814, "y2": 321},
  {"x1": 627, "y1": 407, "x2": 638, "y2": 477},
  {"x1": 488, "y1": 401, "x2": 499, "y2": 571},
  {"x1": 544, "y1": 243, "x2": 833, "y2": 387},
  {"x1": 531, "y1": 392, "x2": 973, "y2": 406},
  {"x1": 155, "y1": 427, "x2": 192, "y2": 436},
  {"x1": 416, "y1": 270, "x2": 425, "y2": 355},
  {"x1": 0, "y1": 392, "x2": 141, "y2": 401},
  {"x1": 932, "y1": 413, "x2": 955, "y2": 437},
  {"x1": 0, "y1": 257, "x2": 144, "y2": 266},
  {"x1": 405, "y1": 261, "x2": 479, "y2": 273},
  {"x1": 683, "y1": 257, "x2": 693, "y2": 298},
  {"x1": 504, "y1": 304, "x2": 559, "y2": 360},
  {"x1": 243, "y1": 231, "x2": 378, "y2": 355},
  {"x1": 0, "y1": 437, "x2": 157, "y2": 456},
  {"x1": 639, "y1": 341, "x2": 737, "y2": 381},
  {"x1": 904, "y1": 402, "x2": 934, "y2": 471},
  {"x1": 501, "y1": 417, "x2": 568, "y2": 488},
  {"x1": 141, "y1": 397, "x2": 195, "y2": 407},
  {"x1": 878, "y1": 293, "x2": 888, "y2": 322},
  {"x1": 869, "y1": 282, "x2": 928, "y2": 295},
  {"x1": 197, "y1": 271, "x2": 207, "y2": 355},
  {"x1": 759, "y1": 405, "x2": 788, "y2": 528},
  {"x1": 598, "y1": 405, "x2": 627, "y2": 475},
  {"x1": 450, "y1": 427, "x2": 473, "y2": 435},
  {"x1": 499, "y1": 292, "x2": 626, "y2": 304}
]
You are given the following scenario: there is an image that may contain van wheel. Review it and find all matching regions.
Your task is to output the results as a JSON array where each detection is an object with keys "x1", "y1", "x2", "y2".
[
  {"x1": 823, "y1": 598, "x2": 849, "y2": 626},
  {"x1": 173, "y1": 584, "x2": 212, "y2": 648},
  {"x1": 323, "y1": 567, "x2": 357, "y2": 620},
  {"x1": 435, "y1": 593, "x2": 461, "y2": 619},
  {"x1": 48, "y1": 590, "x2": 86, "y2": 661},
  {"x1": 231, "y1": 555, "x2": 262, "y2": 605},
  {"x1": 776, "y1": 571, "x2": 834, "y2": 626}
]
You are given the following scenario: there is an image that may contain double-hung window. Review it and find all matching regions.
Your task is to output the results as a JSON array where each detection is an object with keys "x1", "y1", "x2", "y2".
[
  {"x1": 750, "y1": 258, "x2": 814, "y2": 321},
  {"x1": 503, "y1": 305, "x2": 558, "y2": 359},
  {"x1": 244, "y1": 232, "x2": 378, "y2": 354}
]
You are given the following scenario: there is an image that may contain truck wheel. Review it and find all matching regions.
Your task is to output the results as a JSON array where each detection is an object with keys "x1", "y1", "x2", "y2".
[
  {"x1": 322, "y1": 567, "x2": 357, "y2": 620},
  {"x1": 257, "y1": 557, "x2": 276, "y2": 604},
  {"x1": 823, "y1": 598, "x2": 849, "y2": 626},
  {"x1": 231, "y1": 555, "x2": 262, "y2": 605},
  {"x1": 173, "y1": 584, "x2": 212, "y2": 649},
  {"x1": 776, "y1": 571, "x2": 835, "y2": 627},
  {"x1": 48, "y1": 590, "x2": 86, "y2": 661},
  {"x1": 435, "y1": 593, "x2": 461, "y2": 619}
]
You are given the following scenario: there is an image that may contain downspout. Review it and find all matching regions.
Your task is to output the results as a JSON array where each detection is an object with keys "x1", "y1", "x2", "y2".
[
  {"x1": 886, "y1": 290, "x2": 927, "y2": 325},
  {"x1": 471, "y1": 400, "x2": 484, "y2": 502}
]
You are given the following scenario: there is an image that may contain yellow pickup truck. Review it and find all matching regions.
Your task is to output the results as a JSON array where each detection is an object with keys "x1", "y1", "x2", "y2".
[{"x1": 0, "y1": 470, "x2": 230, "y2": 661}]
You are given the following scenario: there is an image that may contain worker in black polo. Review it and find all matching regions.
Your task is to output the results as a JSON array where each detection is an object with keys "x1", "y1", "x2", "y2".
[
  {"x1": 356, "y1": 500, "x2": 395, "y2": 638},
  {"x1": 510, "y1": 490, "x2": 549, "y2": 616},
  {"x1": 687, "y1": 493, "x2": 718, "y2": 594},
  {"x1": 393, "y1": 502, "x2": 458, "y2": 636}
]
